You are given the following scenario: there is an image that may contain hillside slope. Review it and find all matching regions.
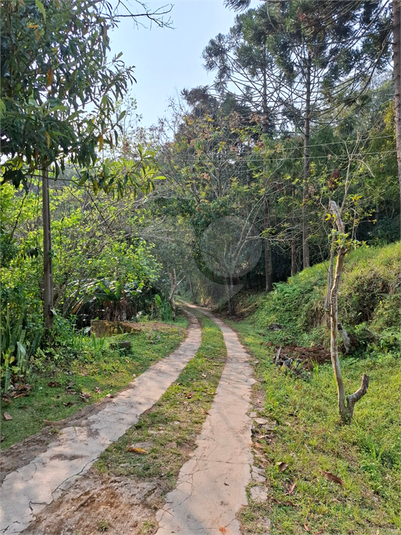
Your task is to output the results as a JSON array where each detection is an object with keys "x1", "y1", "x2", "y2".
[
  {"x1": 229, "y1": 242, "x2": 400, "y2": 534},
  {"x1": 241, "y1": 242, "x2": 400, "y2": 355}
]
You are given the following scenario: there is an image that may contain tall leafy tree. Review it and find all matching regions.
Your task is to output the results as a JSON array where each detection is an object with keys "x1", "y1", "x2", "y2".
[
  {"x1": 222, "y1": 0, "x2": 393, "y2": 268},
  {"x1": 1, "y1": 0, "x2": 165, "y2": 330}
]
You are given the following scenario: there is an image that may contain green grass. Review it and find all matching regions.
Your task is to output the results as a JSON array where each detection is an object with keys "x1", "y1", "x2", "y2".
[
  {"x1": 231, "y1": 321, "x2": 400, "y2": 535},
  {"x1": 239, "y1": 242, "x2": 400, "y2": 352},
  {"x1": 1, "y1": 321, "x2": 187, "y2": 450},
  {"x1": 95, "y1": 313, "x2": 227, "y2": 495}
]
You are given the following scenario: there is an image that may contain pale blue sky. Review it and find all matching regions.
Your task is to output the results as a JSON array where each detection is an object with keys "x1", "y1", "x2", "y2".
[{"x1": 109, "y1": 0, "x2": 260, "y2": 127}]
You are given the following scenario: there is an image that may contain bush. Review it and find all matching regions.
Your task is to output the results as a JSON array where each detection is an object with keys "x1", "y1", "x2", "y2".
[{"x1": 246, "y1": 242, "x2": 401, "y2": 351}]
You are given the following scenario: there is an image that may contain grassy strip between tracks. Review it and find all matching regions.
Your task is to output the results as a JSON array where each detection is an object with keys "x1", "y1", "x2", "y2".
[{"x1": 95, "y1": 313, "x2": 227, "y2": 524}]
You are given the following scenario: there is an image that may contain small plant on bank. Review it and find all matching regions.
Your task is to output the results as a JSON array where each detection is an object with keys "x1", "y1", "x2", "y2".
[
  {"x1": 326, "y1": 201, "x2": 369, "y2": 423},
  {"x1": 97, "y1": 519, "x2": 110, "y2": 532}
]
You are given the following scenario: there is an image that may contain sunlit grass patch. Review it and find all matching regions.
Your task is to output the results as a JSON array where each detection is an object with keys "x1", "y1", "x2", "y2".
[
  {"x1": 233, "y1": 321, "x2": 400, "y2": 535},
  {"x1": 1, "y1": 320, "x2": 187, "y2": 450}
]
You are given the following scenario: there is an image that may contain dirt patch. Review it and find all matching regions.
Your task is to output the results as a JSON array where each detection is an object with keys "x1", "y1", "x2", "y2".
[
  {"x1": 91, "y1": 320, "x2": 183, "y2": 338},
  {"x1": 0, "y1": 394, "x2": 122, "y2": 485},
  {"x1": 22, "y1": 469, "x2": 165, "y2": 535}
]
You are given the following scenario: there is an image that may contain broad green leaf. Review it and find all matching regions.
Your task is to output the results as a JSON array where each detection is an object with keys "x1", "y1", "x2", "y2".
[{"x1": 35, "y1": 0, "x2": 46, "y2": 22}]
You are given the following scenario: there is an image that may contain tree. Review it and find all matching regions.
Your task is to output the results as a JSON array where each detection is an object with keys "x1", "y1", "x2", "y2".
[
  {"x1": 203, "y1": 10, "x2": 280, "y2": 135},
  {"x1": 393, "y1": 0, "x2": 401, "y2": 207},
  {"x1": 1, "y1": 0, "x2": 165, "y2": 330},
  {"x1": 321, "y1": 116, "x2": 383, "y2": 423},
  {"x1": 327, "y1": 201, "x2": 369, "y2": 424},
  {"x1": 223, "y1": 0, "x2": 393, "y2": 268},
  {"x1": 138, "y1": 215, "x2": 194, "y2": 320}
]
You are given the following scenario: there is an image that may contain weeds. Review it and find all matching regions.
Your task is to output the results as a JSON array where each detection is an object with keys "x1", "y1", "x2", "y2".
[
  {"x1": 1, "y1": 307, "x2": 42, "y2": 393},
  {"x1": 246, "y1": 242, "x2": 400, "y2": 352},
  {"x1": 231, "y1": 321, "x2": 400, "y2": 535},
  {"x1": 1, "y1": 320, "x2": 187, "y2": 450}
]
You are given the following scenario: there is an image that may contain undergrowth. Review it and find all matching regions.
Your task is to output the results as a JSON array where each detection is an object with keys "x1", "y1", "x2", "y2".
[
  {"x1": 242, "y1": 242, "x2": 400, "y2": 355},
  {"x1": 233, "y1": 322, "x2": 400, "y2": 535},
  {"x1": 1, "y1": 320, "x2": 187, "y2": 449},
  {"x1": 226, "y1": 242, "x2": 400, "y2": 535}
]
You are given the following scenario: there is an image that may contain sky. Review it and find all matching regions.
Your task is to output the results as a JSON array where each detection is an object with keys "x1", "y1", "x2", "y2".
[{"x1": 109, "y1": 0, "x2": 260, "y2": 128}]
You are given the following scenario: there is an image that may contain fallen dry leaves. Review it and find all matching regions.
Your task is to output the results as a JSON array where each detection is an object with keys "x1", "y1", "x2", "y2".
[
  {"x1": 126, "y1": 446, "x2": 148, "y2": 454},
  {"x1": 3, "y1": 412, "x2": 13, "y2": 421},
  {"x1": 277, "y1": 461, "x2": 288, "y2": 472},
  {"x1": 321, "y1": 471, "x2": 344, "y2": 486},
  {"x1": 287, "y1": 481, "x2": 297, "y2": 494}
]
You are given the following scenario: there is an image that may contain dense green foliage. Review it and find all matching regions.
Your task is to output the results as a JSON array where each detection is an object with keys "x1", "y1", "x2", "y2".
[
  {"x1": 237, "y1": 242, "x2": 400, "y2": 353},
  {"x1": 0, "y1": 179, "x2": 169, "y2": 392}
]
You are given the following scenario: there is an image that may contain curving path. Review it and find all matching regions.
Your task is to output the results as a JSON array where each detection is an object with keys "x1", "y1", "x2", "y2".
[
  {"x1": 0, "y1": 313, "x2": 202, "y2": 535},
  {"x1": 1, "y1": 307, "x2": 256, "y2": 535},
  {"x1": 155, "y1": 306, "x2": 255, "y2": 535}
]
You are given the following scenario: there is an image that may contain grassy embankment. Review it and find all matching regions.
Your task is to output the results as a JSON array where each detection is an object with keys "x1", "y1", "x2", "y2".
[
  {"x1": 1, "y1": 317, "x2": 187, "y2": 450},
  {"x1": 230, "y1": 242, "x2": 400, "y2": 535}
]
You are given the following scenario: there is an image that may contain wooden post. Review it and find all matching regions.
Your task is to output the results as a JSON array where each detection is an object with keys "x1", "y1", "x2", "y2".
[{"x1": 42, "y1": 169, "x2": 54, "y2": 331}]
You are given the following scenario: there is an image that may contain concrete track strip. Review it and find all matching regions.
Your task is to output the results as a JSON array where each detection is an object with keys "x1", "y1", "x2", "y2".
[
  {"x1": 156, "y1": 306, "x2": 255, "y2": 535},
  {"x1": 0, "y1": 313, "x2": 202, "y2": 535}
]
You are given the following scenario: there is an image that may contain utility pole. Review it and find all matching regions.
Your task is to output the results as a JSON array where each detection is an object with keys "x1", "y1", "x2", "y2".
[
  {"x1": 393, "y1": 0, "x2": 401, "y2": 210},
  {"x1": 42, "y1": 169, "x2": 54, "y2": 331}
]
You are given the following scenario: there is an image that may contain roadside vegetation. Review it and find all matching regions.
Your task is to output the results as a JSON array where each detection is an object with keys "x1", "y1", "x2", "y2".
[
  {"x1": 1, "y1": 1, "x2": 400, "y2": 531},
  {"x1": 1, "y1": 318, "x2": 187, "y2": 450},
  {"x1": 225, "y1": 242, "x2": 400, "y2": 534}
]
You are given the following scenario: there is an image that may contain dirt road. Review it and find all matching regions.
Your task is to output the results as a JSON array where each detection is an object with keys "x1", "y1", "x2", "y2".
[{"x1": 1, "y1": 308, "x2": 257, "y2": 535}]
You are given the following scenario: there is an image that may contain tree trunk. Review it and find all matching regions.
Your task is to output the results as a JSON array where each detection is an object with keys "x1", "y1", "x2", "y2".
[
  {"x1": 42, "y1": 169, "x2": 54, "y2": 331},
  {"x1": 324, "y1": 246, "x2": 335, "y2": 326},
  {"x1": 264, "y1": 196, "x2": 273, "y2": 292},
  {"x1": 302, "y1": 51, "x2": 311, "y2": 270},
  {"x1": 226, "y1": 274, "x2": 235, "y2": 316},
  {"x1": 188, "y1": 274, "x2": 197, "y2": 304},
  {"x1": 168, "y1": 270, "x2": 178, "y2": 320},
  {"x1": 393, "y1": 0, "x2": 401, "y2": 209},
  {"x1": 328, "y1": 201, "x2": 369, "y2": 424},
  {"x1": 261, "y1": 48, "x2": 269, "y2": 134},
  {"x1": 291, "y1": 241, "x2": 298, "y2": 277}
]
